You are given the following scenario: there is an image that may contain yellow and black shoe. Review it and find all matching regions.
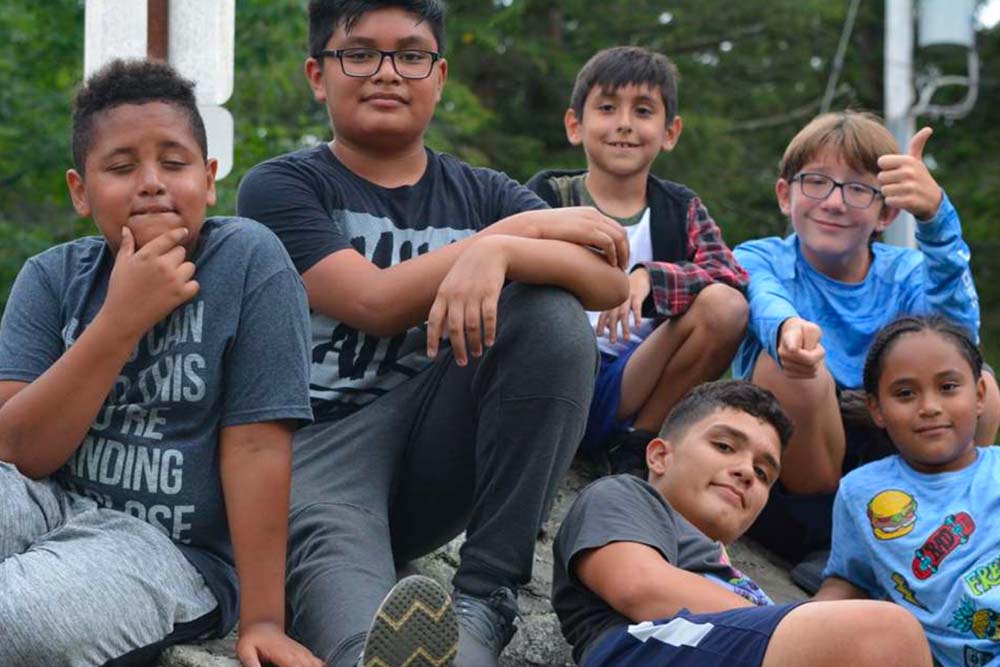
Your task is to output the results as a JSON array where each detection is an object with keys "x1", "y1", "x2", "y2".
[{"x1": 362, "y1": 575, "x2": 459, "y2": 667}]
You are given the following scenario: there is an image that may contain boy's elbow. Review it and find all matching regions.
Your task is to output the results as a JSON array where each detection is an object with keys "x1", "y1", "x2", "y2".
[
  {"x1": 0, "y1": 428, "x2": 27, "y2": 472},
  {"x1": 605, "y1": 562, "x2": 684, "y2": 621},
  {"x1": 608, "y1": 579, "x2": 659, "y2": 620},
  {"x1": 579, "y1": 269, "x2": 629, "y2": 311},
  {"x1": 349, "y1": 297, "x2": 397, "y2": 337},
  {"x1": 317, "y1": 288, "x2": 403, "y2": 338}
]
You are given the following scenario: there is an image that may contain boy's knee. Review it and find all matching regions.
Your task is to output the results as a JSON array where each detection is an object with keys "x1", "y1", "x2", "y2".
[
  {"x1": 769, "y1": 601, "x2": 930, "y2": 667},
  {"x1": 692, "y1": 283, "x2": 750, "y2": 324},
  {"x1": 850, "y1": 603, "x2": 929, "y2": 665},
  {"x1": 497, "y1": 284, "x2": 595, "y2": 364},
  {"x1": 682, "y1": 283, "x2": 750, "y2": 348}
]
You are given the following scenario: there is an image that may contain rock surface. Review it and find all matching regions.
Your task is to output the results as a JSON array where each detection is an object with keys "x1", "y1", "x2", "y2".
[{"x1": 159, "y1": 464, "x2": 806, "y2": 667}]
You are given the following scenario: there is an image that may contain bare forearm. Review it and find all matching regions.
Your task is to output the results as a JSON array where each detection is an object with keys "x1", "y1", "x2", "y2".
[
  {"x1": 314, "y1": 236, "x2": 478, "y2": 337},
  {"x1": 304, "y1": 217, "x2": 542, "y2": 337},
  {"x1": 502, "y1": 236, "x2": 629, "y2": 310},
  {"x1": 0, "y1": 312, "x2": 139, "y2": 477},
  {"x1": 614, "y1": 566, "x2": 754, "y2": 620},
  {"x1": 221, "y1": 423, "x2": 293, "y2": 628},
  {"x1": 577, "y1": 543, "x2": 752, "y2": 624}
]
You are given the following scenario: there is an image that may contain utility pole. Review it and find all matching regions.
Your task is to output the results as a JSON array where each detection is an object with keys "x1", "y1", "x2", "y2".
[
  {"x1": 83, "y1": 0, "x2": 235, "y2": 179},
  {"x1": 884, "y1": 0, "x2": 917, "y2": 248},
  {"x1": 147, "y1": 0, "x2": 168, "y2": 61}
]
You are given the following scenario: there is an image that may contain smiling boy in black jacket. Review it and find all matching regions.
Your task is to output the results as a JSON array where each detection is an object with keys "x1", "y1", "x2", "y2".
[{"x1": 527, "y1": 46, "x2": 749, "y2": 477}]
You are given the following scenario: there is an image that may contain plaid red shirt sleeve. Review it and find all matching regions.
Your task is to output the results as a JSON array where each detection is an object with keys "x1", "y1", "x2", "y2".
[{"x1": 640, "y1": 197, "x2": 749, "y2": 318}]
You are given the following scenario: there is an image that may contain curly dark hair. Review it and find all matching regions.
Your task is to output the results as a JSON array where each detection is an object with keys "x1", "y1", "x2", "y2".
[
  {"x1": 308, "y1": 0, "x2": 446, "y2": 59},
  {"x1": 72, "y1": 59, "x2": 207, "y2": 174},
  {"x1": 863, "y1": 315, "x2": 982, "y2": 397},
  {"x1": 569, "y1": 46, "x2": 679, "y2": 124},
  {"x1": 658, "y1": 380, "x2": 793, "y2": 451}
]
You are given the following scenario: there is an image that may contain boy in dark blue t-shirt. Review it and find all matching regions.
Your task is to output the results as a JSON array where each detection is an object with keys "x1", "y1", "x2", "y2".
[
  {"x1": 237, "y1": 2, "x2": 631, "y2": 667},
  {"x1": 0, "y1": 60, "x2": 319, "y2": 667}
]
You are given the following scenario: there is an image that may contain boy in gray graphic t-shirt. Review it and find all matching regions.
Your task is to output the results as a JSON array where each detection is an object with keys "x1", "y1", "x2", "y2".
[{"x1": 0, "y1": 60, "x2": 321, "y2": 667}]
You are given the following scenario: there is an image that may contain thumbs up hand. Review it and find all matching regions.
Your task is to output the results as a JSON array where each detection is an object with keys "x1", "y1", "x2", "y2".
[{"x1": 876, "y1": 126, "x2": 943, "y2": 221}]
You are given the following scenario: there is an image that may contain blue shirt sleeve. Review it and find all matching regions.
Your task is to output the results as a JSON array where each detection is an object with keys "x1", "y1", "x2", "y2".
[
  {"x1": 735, "y1": 239, "x2": 799, "y2": 364},
  {"x1": 824, "y1": 484, "x2": 880, "y2": 596},
  {"x1": 912, "y1": 191, "x2": 981, "y2": 343}
]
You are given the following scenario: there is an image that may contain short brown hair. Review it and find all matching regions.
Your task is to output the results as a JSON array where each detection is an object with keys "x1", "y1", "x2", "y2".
[
  {"x1": 658, "y1": 380, "x2": 793, "y2": 451},
  {"x1": 779, "y1": 111, "x2": 898, "y2": 182},
  {"x1": 569, "y1": 46, "x2": 679, "y2": 125}
]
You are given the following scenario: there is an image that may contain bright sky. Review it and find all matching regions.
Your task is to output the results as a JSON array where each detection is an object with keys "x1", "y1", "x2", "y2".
[{"x1": 979, "y1": 0, "x2": 1000, "y2": 28}]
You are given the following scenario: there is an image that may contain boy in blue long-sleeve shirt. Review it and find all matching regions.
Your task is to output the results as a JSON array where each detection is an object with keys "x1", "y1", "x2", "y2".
[{"x1": 733, "y1": 110, "x2": 999, "y2": 573}]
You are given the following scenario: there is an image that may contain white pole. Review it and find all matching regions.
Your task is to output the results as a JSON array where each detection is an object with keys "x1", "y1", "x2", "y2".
[{"x1": 884, "y1": 0, "x2": 917, "y2": 247}]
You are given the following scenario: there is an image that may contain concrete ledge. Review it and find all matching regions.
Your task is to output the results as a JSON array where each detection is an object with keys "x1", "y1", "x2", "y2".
[{"x1": 158, "y1": 465, "x2": 805, "y2": 667}]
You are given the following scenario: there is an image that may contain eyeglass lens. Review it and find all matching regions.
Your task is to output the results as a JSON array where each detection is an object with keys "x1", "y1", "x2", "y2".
[
  {"x1": 798, "y1": 174, "x2": 878, "y2": 208},
  {"x1": 340, "y1": 49, "x2": 435, "y2": 78}
]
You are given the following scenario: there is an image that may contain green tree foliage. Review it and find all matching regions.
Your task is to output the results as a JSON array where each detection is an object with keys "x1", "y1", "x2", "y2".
[{"x1": 1, "y1": 0, "x2": 997, "y2": 360}]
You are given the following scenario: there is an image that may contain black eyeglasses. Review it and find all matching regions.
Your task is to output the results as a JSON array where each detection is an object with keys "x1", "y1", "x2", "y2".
[
  {"x1": 317, "y1": 48, "x2": 441, "y2": 79},
  {"x1": 791, "y1": 172, "x2": 883, "y2": 209}
]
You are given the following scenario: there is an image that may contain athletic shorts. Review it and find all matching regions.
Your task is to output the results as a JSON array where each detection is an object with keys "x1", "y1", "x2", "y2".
[
  {"x1": 582, "y1": 602, "x2": 806, "y2": 667},
  {"x1": 579, "y1": 347, "x2": 641, "y2": 453}
]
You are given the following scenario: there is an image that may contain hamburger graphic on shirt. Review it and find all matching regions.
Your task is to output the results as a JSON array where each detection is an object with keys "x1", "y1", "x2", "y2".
[{"x1": 868, "y1": 490, "x2": 917, "y2": 540}]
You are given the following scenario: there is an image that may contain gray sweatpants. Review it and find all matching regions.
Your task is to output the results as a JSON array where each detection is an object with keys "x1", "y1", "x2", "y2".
[
  {"x1": 286, "y1": 284, "x2": 598, "y2": 667},
  {"x1": 0, "y1": 462, "x2": 218, "y2": 667}
]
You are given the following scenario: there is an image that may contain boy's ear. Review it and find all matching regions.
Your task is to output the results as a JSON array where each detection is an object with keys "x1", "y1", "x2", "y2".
[
  {"x1": 775, "y1": 178, "x2": 792, "y2": 216},
  {"x1": 646, "y1": 437, "x2": 673, "y2": 476},
  {"x1": 875, "y1": 204, "x2": 901, "y2": 232},
  {"x1": 205, "y1": 158, "x2": 218, "y2": 208},
  {"x1": 975, "y1": 375, "x2": 987, "y2": 417},
  {"x1": 66, "y1": 169, "x2": 91, "y2": 218},
  {"x1": 304, "y1": 57, "x2": 327, "y2": 103},
  {"x1": 661, "y1": 115, "x2": 683, "y2": 152},
  {"x1": 866, "y1": 394, "x2": 886, "y2": 429},
  {"x1": 564, "y1": 108, "x2": 583, "y2": 146},
  {"x1": 432, "y1": 58, "x2": 448, "y2": 104}
]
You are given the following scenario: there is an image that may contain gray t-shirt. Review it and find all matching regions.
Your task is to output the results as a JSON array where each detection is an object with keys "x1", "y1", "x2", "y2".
[
  {"x1": 0, "y1": 217, "x2": 313, "y2": 633},
  {"x1": 552, "y1": 475, "x2": 773, "y2": 663}
]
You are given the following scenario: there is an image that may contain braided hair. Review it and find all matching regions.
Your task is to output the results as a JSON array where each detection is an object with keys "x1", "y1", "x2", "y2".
[{"x1": 863, "y1": 315, "x2": 982, "y2": 397}]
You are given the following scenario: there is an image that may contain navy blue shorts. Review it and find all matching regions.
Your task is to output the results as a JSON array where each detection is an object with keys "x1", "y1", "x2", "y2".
[
  {"x1": 579, "y1": 347, "x2": 641, "y2": 453},
  {"x1": 582, "y1": 603, "x2": 806, "y2": 667}
]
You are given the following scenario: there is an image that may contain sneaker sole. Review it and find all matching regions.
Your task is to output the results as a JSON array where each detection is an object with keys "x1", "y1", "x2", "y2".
[{"x1": 362, "y1": 575, "x2": 459, "y2": 667}]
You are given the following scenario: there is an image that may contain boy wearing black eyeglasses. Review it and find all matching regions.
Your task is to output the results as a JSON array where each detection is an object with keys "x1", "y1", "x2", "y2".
[
  {"x1": 237, "y1": 2, "x2": 630, "y2": 667},
  {"x1": 732, "y1": 110, "x2": 999, "y2": 589}
]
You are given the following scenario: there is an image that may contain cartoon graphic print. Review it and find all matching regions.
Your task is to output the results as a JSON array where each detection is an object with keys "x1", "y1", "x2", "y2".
[
  {"x1": 891, "y1": 572, "x2": 928, "y2": 611},
  {"x1": 867, "y1": 490, "x2": 917, "y2": 540},
  {"x1": 964, "y1": 645, "x2": 995, "y2": 667},
  {"x1": 706, "y1": 545, "x2": 773, "y2": 606},
  {"x1": 913, "y1": 513, "x2": 976, "y2": 580},
  {"x1": 703, "y1": 571, "x2": 773, "y2": 607},
  {"x1": 951, "y1": 596, "x2": 1000, "y2": 642},
  {"x1": 966, "y1": 554, "x2": 1000, "y2": 597}
]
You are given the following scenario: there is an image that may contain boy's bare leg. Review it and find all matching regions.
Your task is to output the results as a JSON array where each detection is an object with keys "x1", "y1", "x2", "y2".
[
  {"x1": 763, "y1": 601, "x2": 932, "y2": 667},
  {"x1": 976, "y1": 370, "x2": 1000, "y2": 445},
  {"x1": 751, "y1": 352, "x2": 843, "y2": 493},
  {"x1": 619, "y1": 284, "x2": 747, "y2": 432}
]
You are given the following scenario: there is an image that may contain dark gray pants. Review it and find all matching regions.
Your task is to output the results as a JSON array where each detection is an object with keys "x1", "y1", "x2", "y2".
[{"x1": 285, "y1": 284, "x2": 597, "y2": 667}]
